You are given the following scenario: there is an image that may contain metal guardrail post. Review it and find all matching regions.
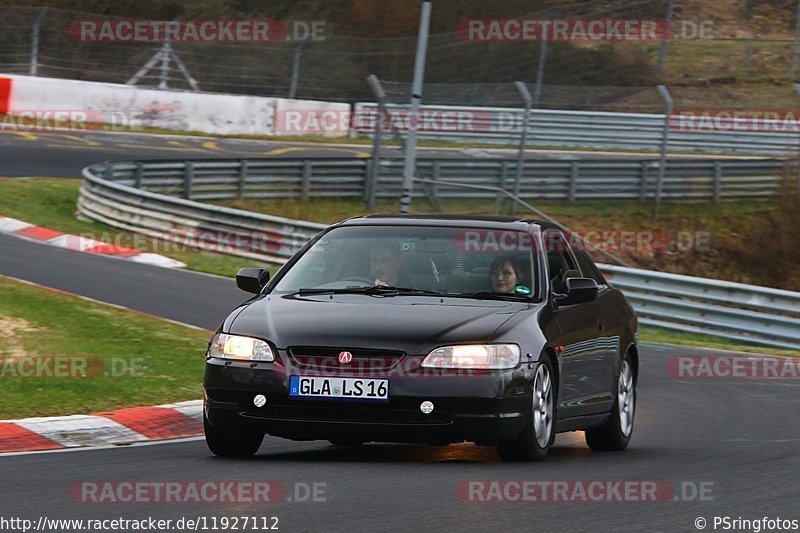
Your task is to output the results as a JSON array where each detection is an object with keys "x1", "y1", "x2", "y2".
[
  {"x1": 237, "y1": 160, "x2": 248, "y2": 198},
  {"x1": 301, "y1": 160, "x2": 312, "y2": 201},
  {"x1": 568, "y1": 161, "x2": 579, "y2": 202},
  {"x1": 654, "y1": 85, "x2": 673, "y2": 218},
  {"x1": 512, "y1": 81, "x2": 533, "y2": 216},
  {"x1": 184, "y1": 161, "x2": 194, "y2": 199},
  {"x1": 713, "y1": 161, "x2": 722, "y2": 203},
  {"x1": 134, "y1": 162, "x2": 143, "y2": 189}
]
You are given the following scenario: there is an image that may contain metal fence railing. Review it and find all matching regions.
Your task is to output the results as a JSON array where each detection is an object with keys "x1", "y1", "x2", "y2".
[
  {"x1": 601, "y1": 265, "x2": 800, "y2": 350},
  {"x1": 86, "y1": 157, "x2": 787, "y2": 207},
  {"x1": 80, "y1": 158, "x2": 800, "y2": 350},
  {"x1": 354, "y1": 103, "x2": 800, "y2": 155}
]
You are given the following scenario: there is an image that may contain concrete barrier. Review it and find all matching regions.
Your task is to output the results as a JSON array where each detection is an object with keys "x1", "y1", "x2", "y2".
[{"x1": 0, "y1": 74, "x2": 349, "y2": 136}]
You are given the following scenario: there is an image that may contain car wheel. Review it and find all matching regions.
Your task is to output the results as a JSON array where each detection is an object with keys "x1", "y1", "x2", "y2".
[
  {"x1": 497, "y1": 357, "x2": 556, "y2": 462},
  {"x1": 204, "y1": 416, "x2": 264, "y2": 457},
  {"x1": 585, "y1": 356, "x2": 635, "y2": 451}
]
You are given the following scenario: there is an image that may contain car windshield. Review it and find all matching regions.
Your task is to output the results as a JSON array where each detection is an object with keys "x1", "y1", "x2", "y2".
[{"x1": 273, "y1": 224, "x2": 541, "y2": 301}]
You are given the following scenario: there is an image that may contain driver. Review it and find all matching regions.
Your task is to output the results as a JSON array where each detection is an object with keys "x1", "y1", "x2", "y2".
[{"x1": 370, "y1": 241, "x2": 408, "y2": 287}]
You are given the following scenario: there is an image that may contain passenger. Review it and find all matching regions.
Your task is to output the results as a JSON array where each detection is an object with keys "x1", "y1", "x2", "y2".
[
  {"x1": 370, "y1": 241, "x2": 407, "y2": 287},
  {"x1": 489, "y1": 256, "x2": 525, "y2": 294}
]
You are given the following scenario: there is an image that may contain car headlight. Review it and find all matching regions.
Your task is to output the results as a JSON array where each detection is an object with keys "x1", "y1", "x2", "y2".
[
  {"x1": 421, "y1": 344, "x2": 520, "y2": 370},
  {"x1": 208, "y1": 333, "x2": 274, "y2": 362}
]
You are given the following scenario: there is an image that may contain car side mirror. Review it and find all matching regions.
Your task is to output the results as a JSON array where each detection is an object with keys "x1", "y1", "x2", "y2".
[
  {"x1": 554, "y1": 277, "x2": 598, "y2": 306},
  {"x1": 236, "y1": 268, "x2": 270, "y2": 294}
]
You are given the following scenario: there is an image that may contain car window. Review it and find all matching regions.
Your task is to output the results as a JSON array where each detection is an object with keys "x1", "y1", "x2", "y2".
[
  {"x1": 543, "y1": 229, "x2": 581, "y2": 294},
  {"x1": 572, "y1": 248, "x2": 608, "y2": 286},
  {"x1": 272, "y1": 225, "x2": 542, "y2": 301}
]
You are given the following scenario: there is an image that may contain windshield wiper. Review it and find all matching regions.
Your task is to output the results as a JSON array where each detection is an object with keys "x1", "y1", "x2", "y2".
[
  {"x1": 453, "y1": 291, "x2": 530, "y2": 301},
  {"x1": 297, "y1": 286, "x2": 441, "y2": 297}
]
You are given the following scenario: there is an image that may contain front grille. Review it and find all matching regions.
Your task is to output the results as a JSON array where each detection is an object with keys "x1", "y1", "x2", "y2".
[{"x1": 287, "y1": 346, "x2": 405, "y2": 374}]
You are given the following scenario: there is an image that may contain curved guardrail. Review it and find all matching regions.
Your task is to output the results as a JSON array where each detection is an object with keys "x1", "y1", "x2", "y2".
[
  {"x1": 79, "y1": 159, "x2": 800, "y2": 350},
  {"x1": 82, "y1": 157, "x2": 787, "y2": 204}
]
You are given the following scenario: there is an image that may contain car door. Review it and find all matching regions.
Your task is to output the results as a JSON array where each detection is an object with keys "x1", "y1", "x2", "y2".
[{"x1": 545, "y1": 230, "x2": 613, "y2": 418}]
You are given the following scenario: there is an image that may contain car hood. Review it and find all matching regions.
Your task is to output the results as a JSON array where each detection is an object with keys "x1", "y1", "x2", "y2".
[{"x1": 227, "y1": 293, "x2": 531, "y2": 354}]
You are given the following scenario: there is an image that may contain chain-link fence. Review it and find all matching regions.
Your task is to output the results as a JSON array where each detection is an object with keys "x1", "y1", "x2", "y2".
[{"x1": 4, "y1": 2, "x2": 800, "y2": 101}]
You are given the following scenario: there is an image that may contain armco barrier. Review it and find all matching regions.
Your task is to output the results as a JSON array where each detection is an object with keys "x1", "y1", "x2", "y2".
[
  {"x1": 80, "y1": 158, "x2": 800, "y2": 350},
  {"x1": 82, "y1": 157, "x2": 786, "y2": 204},
  {"x1": 354, "y1": 103, "x2": 800, "y2": 155}
]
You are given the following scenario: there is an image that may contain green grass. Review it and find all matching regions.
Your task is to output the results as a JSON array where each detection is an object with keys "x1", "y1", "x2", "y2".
[
  {"x1": 0, "y1": 276, "x2": 211, "y2": 418},
  {"x1": 0, "y1": 177, "x2": 278, "y2": 278},
  {"x1": 222, "y1": 195, "x2": 774, "y2": 231},
  {"x1": 640, "y1": 326, "x2": 796, "y2": 357}
]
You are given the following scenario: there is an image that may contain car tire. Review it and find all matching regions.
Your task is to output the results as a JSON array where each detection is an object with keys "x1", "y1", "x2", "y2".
[
  {"x1": 204, "y1": 416, "x2": 264, "y2": 457},
  {"x1": 497, "y1": 357, "x2": 556, "y2": 462},
  {"x1": 585, "y1": 355, "x2": 635, "y2": 451}
]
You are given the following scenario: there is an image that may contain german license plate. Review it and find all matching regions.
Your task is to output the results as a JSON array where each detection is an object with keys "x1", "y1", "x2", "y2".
[{"x1": 289, "y1": 375, "x2": 389, "y2": 401}]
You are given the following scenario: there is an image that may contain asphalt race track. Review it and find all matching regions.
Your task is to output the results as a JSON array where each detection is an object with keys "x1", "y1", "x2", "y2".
[
  {"x1": 0, "y1": 135, "x2": 798, "y2": 532},
  {"x1": 0, "y1": 128, "x2": 701, "y2": 178}
]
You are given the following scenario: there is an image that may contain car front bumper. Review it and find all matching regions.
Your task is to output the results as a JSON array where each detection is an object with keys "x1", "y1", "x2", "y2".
[{"x1": 204, "y1": 357, "x2": 533, "y2": 444}]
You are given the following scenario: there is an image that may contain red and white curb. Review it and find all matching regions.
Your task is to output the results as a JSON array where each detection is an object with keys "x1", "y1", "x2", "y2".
[
  {"x1": 0, "y1": 400, "x2": 202, "y2": 453},
  {"x1": 0, "y1": 215, "x2": 185, "y2": 268}
]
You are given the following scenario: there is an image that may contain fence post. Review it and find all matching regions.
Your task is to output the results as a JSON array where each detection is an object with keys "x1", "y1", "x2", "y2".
[
  {"x1": 301, "y1": 160, "x2": 312, "y2": 201},
  {"x1": 237, "y1": 160, "x2": 248, "y2": 198},
  {"x1": 793, "y1": 84, "x2": 800, "y2": 192},
  {"x1": 399, "y1": 0, "x2": 432, "y2": 214},
  {"x1": 288, "y1": 37, "x2": 307, "y2": 99},
  {"x1": 654, "y1": 85, "x2": 673, "y2": 218},
  {"x1": 511, "y1": 81, "x2": 533, "y2": 215},
  {"x1": 159, "y1": 41, "x2": 172, "y2": 89},
  {"x1": 184, "y1": 162, "x2": 193, "y2": 199},
  {"x1": 366, "y1": 75, "x2": 388, "y2": 212},
  {"x1": 656, "y1": 0, "x2": 676, "y2": 79},
  {"x1": 713, "y1": 161, "x2": 722, "y2": 203},
  {"x1": 793, "y1": 0, "x2": 800, "y2": 81},
  {"x1": 533, "y1": 41, "x2": 547, "y2": 107},
  {"x1": 29, "y1": 7, "x2": 48, "y2": 76},
  {"x1": 134, "y1": 162, "x2": 143, "y2": 189}
]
